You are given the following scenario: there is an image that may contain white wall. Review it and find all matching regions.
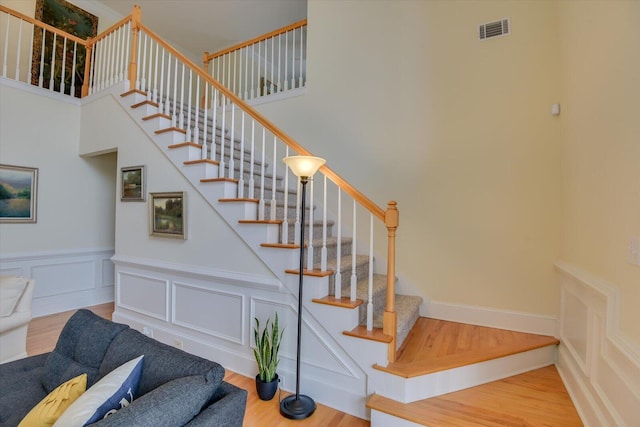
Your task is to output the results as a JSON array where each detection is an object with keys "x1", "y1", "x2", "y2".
[
  {"x1": 0, "y1": 83, "x2": 116, "y2": 315},
  {"x1": 255, "y1": 0, "x2": 563, "y2": 320}
]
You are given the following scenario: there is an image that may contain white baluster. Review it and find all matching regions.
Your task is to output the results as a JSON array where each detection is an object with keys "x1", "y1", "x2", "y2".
[
  {"x1": 70, "y1": 42, "x2": 77, "y2": 96},
  {"x1": 107, "y1": 32, "x2": 114, "y2": 86},
  {"x1": 263, "y1": 39, "x2": 268, "y2": 96},
  {"x1": 140, "y1": 33, "x2": 147, "y2": 92},
  {"x1": 256, "y1": 41, "x2": 261, "y2": 97},
  {"x1": 60, "y1": 37, "x2": 66, "y2": 94},
  {"x1": 164, "y1": 55, "x2": 172, "y2": 116},
  {"x1": 366, "y1": 214, "x2": 374, "y2": 331},
  {"x1": 158, "y1": 47, "x2": 165, "y2": 112},
  {"x1": 238, "y1": 49, "x2": 243, "y2": 99},
  {"x1": 113, "y1": 28, "x2": 121, "y2": 84},
  {"x1": 244, "y1": 47, "x2": 249, "y2": 100},
  {"x1": 27, "y1": 24, "x2": 34, "y2": 86},
  {"x1": 15, "y1": 19, "x2": 23, "y2": 80},
  {"x1": 334, "y1": 189, "x2": 342, "y2": 299},
  {"x1": 171, "y1": 58, "x2": 178, "y2": 127},
  {"x1": 250, "y1": 44, "x2": 255, "y2": 98},
  {"x1": 232, "y1": 50, "x2": 237, "y2": 96},
  {"x1": 218, "y1": 94, "x2": 226, "y2": 178},
  {"x1": 290, "y1": 28, "x2": 295, "y2": 89},
  {"x1": 351, "y1": 200, "x2": 357, "y2": 301},
  {"x1": 284, "y1": 30, "x2": 288, "y2": 91},
  {"x1": 38, "y1": 28, "x2": 45, "y2": 87},
  {"x1": 321, "y1": 175, "x2": 328, "y2": 271},
  {"x1": 238, "y1": 112, "x2": 245, "y2": 197},
  {"x1": 282, "y1": 146, "x2": 290, "y2": 243},
  {"x1": 202, "y1": 82, "x2": 209, "y2": 160},
  {"x1": 124, "y1": 22, "x2": 131, "y2": 89},
  {"x1": 228, "y1": 107, "x2": 235, "y2": 179},
  {"x1": 49, "y1": 33, "x2": 56, "y2": 91},
  {"x1": 100, "y1": 36, "x2": 108, "y2": 89},
  {"x1": 307, "y1": 176, "x2": 315, "y2": 270},
  {"x1": 277, "y1": 33, "x2": 282, "y2": 93},
  {"x1": 135, "y1": 30, "x2": 141, "y2": 90},
  {"x1": 270, "y1": 136, "x2": 277, "y2": 220},
  {"x1": 258, "y1": 128, "x2": 266, "y2": 220},
  {"x1": 211, "y1": 88, "x2": 218, "y2": 161},
  {"x1": 270, "y1": 35, "x2": 275, "y2": 94},
  {"x1": 2, "y1": 15, "x2": 10, "y2": 78},
  {"x1": 194, "y1": 74, "x2": 200, "y2": 148},
  {"x1": 249, "y1": 121, "x2": 255, "y2": 199},
  {"x1": 227, "y1": 54, "x2": 231, "y2": 103},
  {"x1": 152, "y1": 43, "x2": 159, "y2": 102},
  {"x1": 186, "y1": 68, "x2": 192, "y2": 141},
  {"x1": 300, "y1": 26, "x2": 305, "y2": 87},
  {"x1": 88, "y1": 37, "x2": 96, "y2": 94},
  {"x1": 179, "y1": 63, "x2": 185, "y2": 129}
]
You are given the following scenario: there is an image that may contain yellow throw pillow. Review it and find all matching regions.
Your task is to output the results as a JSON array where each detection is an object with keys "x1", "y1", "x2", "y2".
[{"x1": 18, "y1": 373, "x2": 87, "y2": 427}]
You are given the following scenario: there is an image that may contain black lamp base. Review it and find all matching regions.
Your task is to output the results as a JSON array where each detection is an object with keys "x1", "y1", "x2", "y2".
[{"x1": 280, "y1": 394, "x2": 316, "y2": 420}]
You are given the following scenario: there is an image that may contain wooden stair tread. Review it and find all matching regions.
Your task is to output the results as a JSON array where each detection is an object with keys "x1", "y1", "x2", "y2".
[
  {"x1": 284, "y1": 268, "x2": 333, "y2": 277},
  {"x1": 260, "y1": 243, "x2": 300, "y2": 249},
  {"x1": 184, "y1": 159, "x2": 219, "y2": 166},
  {"x1": 121, "y1": 89, "x2": 146, "y2": 97},
  {"x1": 312, "y1": 296, "x2": 363, "y2": 309},
  {"x1": 168, "y1": 142, "x2": 201, "y2": 149},
  {"x1": 343, "y1": 326, "x2": 392, "y2": 343},
  {"x1": 366, "y1": 366, "x2": 582, "y2": 426},
  {"x1": 201, "y1": 177, "x2": 238, "y2": 183},
  {"x1": 142, "y1": 112, "x2": 170, "y2": 121},
  {"x1": 374, "y1": 317, "x2": 560, "y2": 378},
  {"x1": 219, "y1": 198, "x2": 259, "y2": 203},
  {"x1": 131, "y1": 99, "x2": 158, "y2": 108},
  {"x1": 156, "y1": 127, "x2": 186, "y2": 135}
]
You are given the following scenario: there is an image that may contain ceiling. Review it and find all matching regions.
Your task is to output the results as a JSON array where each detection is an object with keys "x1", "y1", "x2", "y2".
[{"x1": 95, "y1": 0, "x2": 307, "y2": 57}]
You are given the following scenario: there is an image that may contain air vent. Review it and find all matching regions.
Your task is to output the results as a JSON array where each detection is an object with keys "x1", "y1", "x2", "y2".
[{"x1": 479, "y1": 18, "x2": 510, "y2": 40}]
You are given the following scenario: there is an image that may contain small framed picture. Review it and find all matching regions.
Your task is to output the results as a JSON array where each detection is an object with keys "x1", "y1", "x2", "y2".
[
  {"x1": 150, "y1": 192, "x2": 187, "y2": 239},
  {"x1": 0, "y1": 164, "x2": 38, "y2": 223},
  {"x1": 121, "y1": 165, "x2": 146, "y2": 202}
]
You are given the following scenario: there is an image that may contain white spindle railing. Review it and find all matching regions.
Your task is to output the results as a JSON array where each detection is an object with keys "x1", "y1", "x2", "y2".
[
  {"x1": 204, "y1": 19, "x2": 307, "y2": 103},
  {"x1": 0, "y1": 4, "x2": 401, "y2": 361}
]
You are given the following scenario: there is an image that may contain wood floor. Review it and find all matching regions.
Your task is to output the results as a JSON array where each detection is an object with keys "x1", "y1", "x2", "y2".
[{"x1": 26, "y1": 304, "x2": 582, "y2": 426}]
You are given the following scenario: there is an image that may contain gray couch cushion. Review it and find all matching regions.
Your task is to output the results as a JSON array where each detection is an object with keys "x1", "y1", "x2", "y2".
[
  {"x1": 41, "y1": 309, "x2": 128, "y2": 393},
  {"x1": 90, "y1": 370, "x2": 220, "y2": 427},
  {"x1": 0, "y1": 364, "x2": 47, "y2": 427},
  {"x1": 98, "y1": 329, "x2": 225, "y2": 397}
]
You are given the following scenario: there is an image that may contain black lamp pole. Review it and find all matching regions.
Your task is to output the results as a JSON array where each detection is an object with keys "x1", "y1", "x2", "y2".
[{"x1": 280, "y1": 175, "x2": 316, "y2": 420}]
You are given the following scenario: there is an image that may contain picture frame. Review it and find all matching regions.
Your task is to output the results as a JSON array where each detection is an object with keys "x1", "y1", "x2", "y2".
[
  {"x1": 31, "y1": 0, "x2": 99, "y2": 98},
  {"x1": 121, "y1": 165, "x2": 146, "y2": 202},
  {"x1": 0, "y1": 164, "x2": 39, "y2": 223},
  {"x1": 149, "y1": 192, "x2": 187, "y2": 239}
]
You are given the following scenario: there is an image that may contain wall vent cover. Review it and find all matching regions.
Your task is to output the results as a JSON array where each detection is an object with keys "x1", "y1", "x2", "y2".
[{"x1": 479, "y1": 18, "x2": 510, "y2": 40}]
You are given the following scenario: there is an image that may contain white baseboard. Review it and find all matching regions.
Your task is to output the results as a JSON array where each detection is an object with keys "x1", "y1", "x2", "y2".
[
  {"x1": 0, "y1": 248, "x2": 115, "y2": 317},
  {"x1": 426, "y1": 300, "x2": 557, "y2": 337},
  {"x1": 555, "y1": 261, "x2": 640, "y2": 427}
]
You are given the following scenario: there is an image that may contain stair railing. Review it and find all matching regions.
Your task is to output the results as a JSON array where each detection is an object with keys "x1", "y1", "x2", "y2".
[
  {"x1": 203, "y1": 19, "x2": 307, "y2": 103},
  {"x1": 0, "y1": 5, "x2": 400, "y2": 362}
]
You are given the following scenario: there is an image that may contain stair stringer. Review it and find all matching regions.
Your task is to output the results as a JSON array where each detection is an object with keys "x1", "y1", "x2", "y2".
[{"x1": 105, "y1": 84, "x2": 393, "y2": 418}]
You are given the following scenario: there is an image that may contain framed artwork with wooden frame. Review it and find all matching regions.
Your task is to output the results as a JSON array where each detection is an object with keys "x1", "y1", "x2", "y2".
[
  {"x1": 121, "y1": 165, "x2": 146, "y2": 202},
  {"x1": 0, "y1": 164, "x2": 39, "y2": 223},
  {"x1": 149, "y1": 192, "x2": 187, "y2": 239},
  {"x1": 31, "y1": 0, "x2": 98, "y2": 97}
]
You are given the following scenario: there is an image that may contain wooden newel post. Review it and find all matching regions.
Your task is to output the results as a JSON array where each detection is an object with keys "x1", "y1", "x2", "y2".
[
  {"x1": 383, "y1": 200, "x2": 399, "y2": 363},
  {"x1": 128, "y1": 5, "x2": 142, "y2": 89},
  {"x1": 81, "y1": 40, "x2": 93, "y2": 97}
]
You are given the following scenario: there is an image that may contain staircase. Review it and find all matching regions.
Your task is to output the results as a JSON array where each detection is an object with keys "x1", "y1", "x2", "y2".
[{"x1": 113, "y1": 87, "x2": 561, "y2": 425}]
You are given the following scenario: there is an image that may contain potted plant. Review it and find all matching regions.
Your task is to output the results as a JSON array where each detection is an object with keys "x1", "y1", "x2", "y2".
[{"x1": 253, "y1": 313, "x2": 283, "y2": 401}]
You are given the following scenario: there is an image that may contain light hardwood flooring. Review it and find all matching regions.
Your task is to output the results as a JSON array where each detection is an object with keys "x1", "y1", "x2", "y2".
[
  {"x1": 26, "y1": 304, "x2": 582, "y2": 426},
  {"x1": 25, "y1": 303, "x2": 369, "y2": 427}
]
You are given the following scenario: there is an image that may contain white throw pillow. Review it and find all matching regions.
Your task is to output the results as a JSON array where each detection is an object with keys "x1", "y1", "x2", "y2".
[
  {"x1": 53, "y1": 355, "x2": 144, "y2": 427},
  {"x1": 0, "y1": 275, "x2": 28, "y2": 317}
]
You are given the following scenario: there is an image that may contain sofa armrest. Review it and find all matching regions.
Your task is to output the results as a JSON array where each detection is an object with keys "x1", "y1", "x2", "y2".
[
  {"x1": 0, "y1": 352, "x2": 49, "y2": 373},
  {"x1": 183, "y1": 382, "x2": 247, "y2": 427},
  {"x1": 0, "y1": 310, "x2": 31, "y2": 334}
]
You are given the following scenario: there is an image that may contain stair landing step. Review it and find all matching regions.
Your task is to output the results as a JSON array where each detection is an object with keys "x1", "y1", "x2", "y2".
[
  {"x1": 312, "y1": 296, "x2": 363, "y2": 309},
  {"x1": 343, "y1": 326, "x2": 392, "y2": 344},
  {"x1": 367, "y1": 365, "x2": 582, "y2": 427},
  {"x1": 375, "y1": 317, "x2": 559, "y2": 378}
]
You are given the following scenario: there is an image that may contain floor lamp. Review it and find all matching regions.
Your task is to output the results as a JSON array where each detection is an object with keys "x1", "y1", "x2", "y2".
[{"x1": 280, "y1": 155, "x2": 326, "y2": 420}]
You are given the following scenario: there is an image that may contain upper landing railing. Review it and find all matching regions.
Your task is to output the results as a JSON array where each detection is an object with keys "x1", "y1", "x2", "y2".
[
  {"x1": 203, "y1": 19, "x2": 307, "y2": 103},
  {"x1": 0, "y1": 5, "x2": 400, "y2": 362}
]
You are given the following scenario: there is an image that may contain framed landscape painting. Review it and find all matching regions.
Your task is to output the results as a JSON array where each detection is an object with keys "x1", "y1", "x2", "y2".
[
  {"x1": 150, "y1": 192, "x2": 187, "y2": 239},
  {"x1": 121, "y1": 165, "x2": 145, "y2": 202},
  {"x1": 0, "y1": 165, "x2": 38, "y2": 223}
]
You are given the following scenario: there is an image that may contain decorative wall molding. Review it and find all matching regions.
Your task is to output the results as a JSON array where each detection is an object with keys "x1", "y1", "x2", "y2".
[
  {"x1": 0, "y1": 248, "x2": 115, "y2": 317},
  {"x1": 555, "y1": 261, "x2": 640, "y2": 427},
  {"x1": 427, "y1": 299, "x2": 557, "y2": 337}
]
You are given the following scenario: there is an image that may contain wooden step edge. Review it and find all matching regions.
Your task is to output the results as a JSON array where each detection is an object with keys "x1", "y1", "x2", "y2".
[
  {"x1": 219, "y1": 198, "x2": 259, "y2": 203},
  {"x1": 373, "y1": 337, "x2": 561, "y2": 378},
  {"x1": 168, "y1": 142, "x2": 201, "y2": 149},
  {"x1": 121, "y1": 89, "x2": 146, "y2": 97},
  {"x1": 343, "y1": 326, "x2": 393, "y2": 344},
  {"x1": 260, "y1": 243, "x2": 300, "y2": 249},
  {"x1": 238, "y1": 219, "x2": 283, "y2": 224},
  {"x1": 312, "y1": 296, "x2": 363, "y2": 309},
  {"x1": 200, "y1": 177, "x2": 239, "y2": 183},
  {"x1": 155, "y1": 127, "x2": 186, "y2": 135},
  {"x1": 366, "y1": 394, "x2": 423, "y2": 426},
  {"x1": 284, "y1": 268, "x2": 333, "y2": 277},
  {"x1": 142, "y1": 112, "x2": 171, "y2": 121},
  {"x1": 131, "y1": 99, "x2": 159, "y2": 109},
  {"x1": 184, "y1": 159, "x2": 219, "y2": 166}
]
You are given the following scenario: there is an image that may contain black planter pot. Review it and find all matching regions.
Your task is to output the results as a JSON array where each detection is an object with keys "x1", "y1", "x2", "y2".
[{"x1": 255, "y1": 373, "x2": 279, "y2": 401}]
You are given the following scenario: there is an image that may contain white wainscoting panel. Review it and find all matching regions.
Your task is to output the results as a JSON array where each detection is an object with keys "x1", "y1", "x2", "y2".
[
  {"x1": 117, "y1": 271, "x2": 169, "y2": 321},
  {"x1": 172, "y1": 282, "x2": 245, "y2": 344},
  {"x1": 0, "y1": 248, "x2": 114, "y2": 317},
  {"x1": 555, "y1": 261, "x2": 640, "y2": 427}
]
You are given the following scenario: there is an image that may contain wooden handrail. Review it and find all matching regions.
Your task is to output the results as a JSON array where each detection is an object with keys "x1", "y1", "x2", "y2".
[
  {"x1": 204, "y1": 19, "x2": 307, "y2": 63},
  {"x1": 138, "y1": 21, "x2": 385, "y2": 223},
  {"x1": 87, "y1": 14, "x2": 132, "y2": 46},
  {"x1": 0, "y1": 5, "x2": 89, "y2": 45}
]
